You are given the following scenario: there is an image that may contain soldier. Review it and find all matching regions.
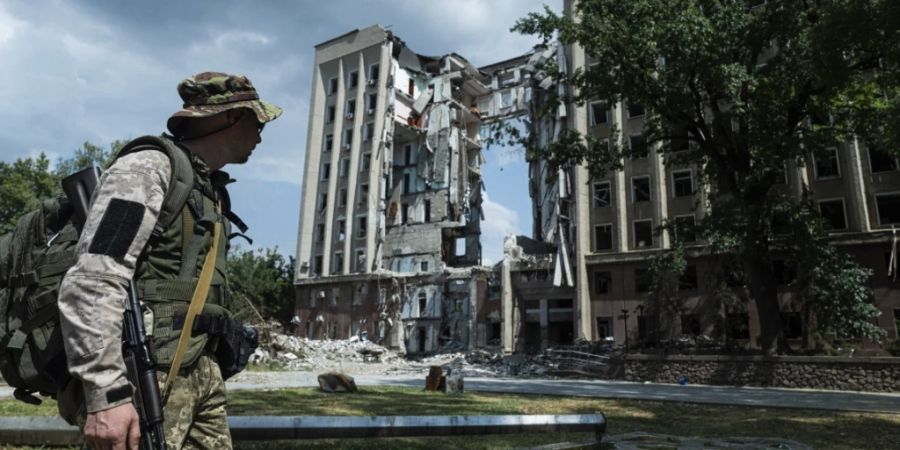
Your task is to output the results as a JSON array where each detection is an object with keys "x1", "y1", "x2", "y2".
[{"x1": 58, "y1": 72, "x2": 282, "y2": 450}]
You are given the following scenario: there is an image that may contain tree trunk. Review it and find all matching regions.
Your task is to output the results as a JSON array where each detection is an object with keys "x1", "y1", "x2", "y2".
[{"x1": 744, "y1": 252, "x2": 784, "y2": 355}]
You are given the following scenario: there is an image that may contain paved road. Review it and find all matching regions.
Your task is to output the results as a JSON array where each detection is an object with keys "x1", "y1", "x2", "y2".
[
  {"x1": 4, "y1": 373, "x2": 899, "y2": 414},
  {"x1": 226, "y1": 372, "x2": 900, "y2": 414}
]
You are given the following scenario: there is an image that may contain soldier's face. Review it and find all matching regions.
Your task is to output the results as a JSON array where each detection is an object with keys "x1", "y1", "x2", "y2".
[{"x1": 228, "y1": 110, "x2": 263, "y2": 164}]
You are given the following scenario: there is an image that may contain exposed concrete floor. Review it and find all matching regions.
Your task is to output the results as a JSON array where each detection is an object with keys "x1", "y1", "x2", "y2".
[{"x1": 225, "y1": 371, "x2": 900, "y2": 414}]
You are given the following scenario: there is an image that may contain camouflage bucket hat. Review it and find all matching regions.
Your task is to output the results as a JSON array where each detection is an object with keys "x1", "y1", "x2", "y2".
[{"x1": 167, "y1": 71, "x2": 282, "y2": 136}]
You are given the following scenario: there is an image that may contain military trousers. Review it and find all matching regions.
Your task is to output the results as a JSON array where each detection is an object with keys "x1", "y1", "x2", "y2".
[{"x1": 156, "y1": 354, "x2": 233, "y2": 450}]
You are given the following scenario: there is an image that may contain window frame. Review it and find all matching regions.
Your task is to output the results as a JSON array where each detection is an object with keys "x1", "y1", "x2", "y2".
[
  {"x1": 671, "y1": 169, "x2": 694, "y2": 198},
  {"x1": 347, "y1": 70, "x2": 359, "y2": 89},
  {"x1": 817, "y1": 197, "x2": 849, "y2": 231},
  {"x1": 631, "y1": 175, "x2": 651, "y2": 203},
  {"x1": 592, "y1": 223, "x2": 614, "y2": 252},
  {"x1": 633, "y1": 219, "x2": 654, "y2": 249},
  {"x1": 875, "y1": 191, "x2": 900, "y2": 226},
  {"x1": 588, "y1": 101, "x2": 608, "y2": 126},
  {"x1": 592, "y1": 181, "x2": 611, "y2": 208},
  {"x1": 813, "y1": 147, "x2": 841, "y2": 180},
  {"x1": 629, "y1": 134, "x2": 648, "y2": 159}
]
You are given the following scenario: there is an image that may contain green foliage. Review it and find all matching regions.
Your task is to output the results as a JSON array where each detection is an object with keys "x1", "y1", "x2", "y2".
[
  {"x1": 0, "y1": 154, "x2": 59, "y2": 234},
  {"x1": 510, "y1": 0, "x2": 896, "y2": 353},
  {"x1": 53, "y1": 140, "x2": 123, "y2": 178},
  {"x1": 226, "y1": 247, "x2": 296, "y2": 326}
]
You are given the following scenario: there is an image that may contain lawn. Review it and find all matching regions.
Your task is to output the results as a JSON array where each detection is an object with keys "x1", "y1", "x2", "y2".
[{"x1": 1, "y1": 386, "x2": 898, "y2": 449}]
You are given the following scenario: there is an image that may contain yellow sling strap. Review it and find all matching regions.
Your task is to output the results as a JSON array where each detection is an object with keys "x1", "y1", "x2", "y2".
[{"x1": 163, "y1": 202, "x2": 221, "y2": 397}]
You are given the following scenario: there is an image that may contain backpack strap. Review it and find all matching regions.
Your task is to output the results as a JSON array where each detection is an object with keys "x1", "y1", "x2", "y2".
[{"x1": 114, "y1": 135, "x2": 194, "y2": 235}]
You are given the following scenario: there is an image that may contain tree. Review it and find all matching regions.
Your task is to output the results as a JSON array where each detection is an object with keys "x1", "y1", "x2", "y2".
[
  {"x1": 0, "y1": 154, "x2": 59, "y2": 234},
  {"x1": 53, "y1": 141, "x2": 124, "y2": 179},
  {"x1": 512, "y1": 0, "x2": 895, "y2": 354},
  {"x1": 226, "y1": 247, "x2": 296, "y2": 326}
]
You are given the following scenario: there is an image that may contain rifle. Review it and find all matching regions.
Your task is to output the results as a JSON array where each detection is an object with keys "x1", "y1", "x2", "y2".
[{"x1": 62, "y1": 166, "x2": 167, "y2": 450}]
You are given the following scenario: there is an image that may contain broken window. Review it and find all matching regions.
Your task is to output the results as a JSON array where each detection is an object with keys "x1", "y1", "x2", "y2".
[
  {"x1": 634, "y1": 268, "x2": 651, "y2": 293},
  {"x1": 359, "y1": 184, "x2": 369, "y2": 205},
  {"x1": 420, "y1": 261, "x2": 429, "y2": 272},
  {"x1": 633, "y1": 220, "x2": 654, "y2": 248},
  {"x1": 357, "y1": 216, "x2": 367, "y2": 238},
  {"x1": 424, "y1": 200, "x2": 431, "y2": 222},
  {"x1": 592, "y1": 181, "x2": 611, "y2": 208},
  {"x1": 355, "y1": 250, "x2": 365, "y2": 273},
  {"x1": 343, "y1": 129, "x2": 353, "y2": 149},
  {"x1": 327, "y1": 105, "x2": 336, "y2": 123},
  {"x1": 317, "y1": 193, "x2": 328, "y2": 213},
  {"x1": 366, "y1": 93, "x2": 378, "y2": 113},
  {"x1": 418, "y1": 292, "x2": 427, "y2": 317},
  {"x1": 320, "y1": 162, "x2": 331, "y2": 181},
  {"x1": 345, "y1": 99, "x2": 356, "y2": 119},
  {"x1": 594, "y1": 271, "x2": 611, "y2": 294},
  {"x1": 368, "y1": 64, "x2": 379, "y2": 85},
  {"x1": 404, "y1": 144, "x2": 413, "y2": 165},
  {"x1": 876, "y1": 193, "x2": 900, "y2": 225},
  {"x1": 814, "y1": 148, "x2": 840, "y2": 179},
  {"x1": 629, "y1": 134, "x2": 648, "y2": 158},
  {"x1": 593, "y1": 224, "x2": 613, "y2": 251},
  {"x1": 408, "y1": 78, "x2": 414, "y2": 97},
  {"x1": 672, "y1": 170, "x2": 693, "y2": 197},
  {"x1": 628, "y1": 102, "x2": 645, "y2": 117},
  {"x1": 632, "y1": 176, "x2": 651, "y2": 202},
  {"x1": 673, "y1": 215, "x2": 697, "y2": 243},
  {"x1": 338, "y1": 188, "x2": 347, "y2": 208},
  {"x1": 336, "y1": 220, "x2": 346, "y2": 241},
  {"x1": 315, "y1": 223, "x2": 325, "y2": 243},
  {"x1": 589, "y1": 101, "x2": 608, "y2": 126},
  {"x1": 328, "y1": 77, "x2": 338, "y2": 95},
  {"x1": 360, "y1": 153, "x2": 371, "y2": 172},
  {"x1": 403, "y1": 173, "x2": 412, "y2": 194},
  {"x1": 324, "y1": 134, "x2": 333, "y2": 152},
  {"x1": 455, "y1": 238, "x2": 466, "y2": 256},
  {"x1": 364, "y1": 122, "x2": 375, "y2": 141},
  {"x1": 679, "y1": 265, "x2": 698, "y2": 291},
  {"x1": 313, "y1": 255, "x2": 323, "y2": 276},
  {"x1": 339, "y1": 158, "x2": 350, "y2": 177},
  {"x1": 596, "y1": 317, "x2": 613, "y2": 339},
  {"x1": 868, "y1": 143, "x2": 899, "y2": 173},
  {"x1": 332, "y1": 252, "x2": 344, "y2": 274},
  {"x1": 348, "y1": 70, "x2": 358, "y2": 89},
  {"x1": 681, "y1": 314, "x2": 701, "y2": 335},
  {"x1": 818, "y1": 199, "x2": 847, "y2": 231},
  {"x1": 401, "y1": 203, "x2": 409, "y2": 224}
]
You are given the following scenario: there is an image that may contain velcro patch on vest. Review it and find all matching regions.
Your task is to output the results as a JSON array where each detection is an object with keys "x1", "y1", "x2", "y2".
[{"x1": 88, "y1": 198, "x2": 145, "y2": 258}]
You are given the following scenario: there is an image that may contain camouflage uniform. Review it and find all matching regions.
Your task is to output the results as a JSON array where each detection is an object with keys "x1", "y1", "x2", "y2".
[{"x1": 58, "y1": 72, "x2": 281, "y2": 450}]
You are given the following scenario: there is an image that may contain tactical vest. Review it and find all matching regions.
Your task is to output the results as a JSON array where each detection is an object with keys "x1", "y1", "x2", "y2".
[{"x1": 117, "y1": 135, "x2": 247, "y2": 369}]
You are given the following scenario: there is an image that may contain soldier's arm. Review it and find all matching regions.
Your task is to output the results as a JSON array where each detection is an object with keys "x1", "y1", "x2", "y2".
[{"x1": 58, "y1": 150, "x2": 171, "y2": 413}]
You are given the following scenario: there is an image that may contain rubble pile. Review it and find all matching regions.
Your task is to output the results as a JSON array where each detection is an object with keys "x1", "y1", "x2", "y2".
[{"x1": 249, "y1": 334, "x2": 410, "y2": 372}]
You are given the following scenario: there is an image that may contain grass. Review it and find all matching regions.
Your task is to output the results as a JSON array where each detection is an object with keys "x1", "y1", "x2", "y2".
[{"x1": 1, "y1": 386, "x2": 898, "y2": 449}]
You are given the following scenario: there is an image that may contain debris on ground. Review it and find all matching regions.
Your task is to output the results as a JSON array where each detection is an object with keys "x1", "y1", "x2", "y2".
[{"x1": 317, "y1": 372, "x2": 358, "y2": 393}]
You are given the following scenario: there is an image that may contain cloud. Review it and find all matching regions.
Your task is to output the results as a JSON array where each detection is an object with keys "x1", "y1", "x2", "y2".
[
  {"x1": 481, "y1": 192, "x2": 522, "y2": 265},
  {"x1": 0, "y1": 4, "x2": 25, "y2": 44}
]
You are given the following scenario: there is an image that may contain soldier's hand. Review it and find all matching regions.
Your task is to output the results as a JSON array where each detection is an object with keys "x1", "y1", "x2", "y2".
[{"x1": 83, "y1": 402, "x2": 141, "y2": 450}]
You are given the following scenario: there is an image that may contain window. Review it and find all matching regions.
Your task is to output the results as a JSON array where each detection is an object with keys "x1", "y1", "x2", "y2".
[
  {"x1": 326, "y1": 105, "x2": 336, "y2": 123},
  {"x1": 330, "y1": 288, "x2": 339, "y2": 307},
  {"x1": 594, "y1": 271, "x2": 611, "y2": 294},
  {"x1": 355, "y1": 250, "x2": 365, "y2": 273},
  {"x1": 348, "y1": 71, "x2": 359, "y2": 89},
  {"x1": 818, "y1": 199, "x2": 847, "y2": 231},
  {"x1": 324, "y1": 134, "x2": 333, "y2": 152},
  {"x1": 593, "y1": 224, "x2": 613, "y2": 251},
  {"x1": 320, "y1": 162, "x2": 331, "y2": 181},
  {"x1": 681, "y1": 314, "x2": 701, "y2": 335},
  {"x1": 633, "y1": 220, "x2": 653, "y2": 248},
  {"x1": 339, "y1": 158, "x2": 350, "y2": 177},
  {"x1": 420, "y1": 261, "x2": 429, "y2": 272},
  {"x1": 814, "y1": 148, "x2": 840, "y2": 179},
  {"x1": 589, "y1": 101, "x2": 608, "y2": 126},
  {"x1": 403, "y1": 173, "x2": 412, "y2": 194},
  {"x1": 345, "y1": 100, "x2": 356, "y2": 119},
  {"x1": 332, "y1": 252, "x2": 344, "y2": 274},
  {"x1": 868, "y1": 143, "x2": 898, "y2": 173},
  {"x1": 595, "y1": 317, "x2": 613, "y2": 338},
  {"x1": 632, "y1": 176, "x2": 651, "y2": 203},
  {"x1": 357, "y1": 216, "x2": 367, "y2": 238},
  {"x1": 404, "y1": 144, "x2": 414, "y2": 165},
  {"x1": 876, "y1": 193, "x2": 900, "y2": 225},
  {"x1": 628, "y1": 102, "x2": 645, "y2": 117},
  {"x1": 338, "y1": 188, "x2": 347, "y2": 208},
  {"x1": 424, "y1": 200, "x2": 431, "y2": 222},
  {"x1": 360, "y1": 153, "x2": 371, "y2": 172},
  {"x1": 679, "y1": 265, "x2": 698, "y2": 291},
  {"x1": 366, "y1": 93, "x2": 378, "y2": 112},
  {"x1": 315, "y1": 223, "x2": 325, "y2": 243},
  {"x1": 782, "y1": 312, "x2": 803, "y2": 340},
  {"x1": 673, "y1": 215, "x2": 696, "y2": 243},
  {"x1": 368, "y1": 64, "x2": 380, "y2": 84},
  {"x1": 343, "y1": 129, "x2": 353, "y2": 148},
  {"x1": 328, "y1": 77, "x2": 338, "y2": 95},
  {"x1": 672, "y1": 170, "x2": 693, "y2": 197},
  {"x1": 364, "y1": 122, "x2": 375, "y2": 141},
  {"x1": 401, "y1": 203, "x2": 409, "y2": 224},
  {"x1": 336, "y1": 220, "x2": 346, "y2": 241},
  {"x1": 592, "y1": 181, "x2": 611, "y2": 207},
  {"x1": 629, "y1": 134, "x2": 648, "y2": 158},
  {"x1": 317, "y1": 193, "x2": 328, "y2": 213},
  {"x1": 313, "y1": 255, "x2": 323, "y2": 276},
  {"x1": 418, "y1": 292, "x2": 427, "y2": 317},
  {"x1": 634, "y1": 268, "x2": 651, "y2": 293},
  {"x1": 359, "y1": 184, "x2": 369, "y2": 204},
  {"x1": 408, "y1": 79, "x2": 415, "y2": 97},
  {"x1": 726, "y1": 313, "x2": 750, "y2": 340}
]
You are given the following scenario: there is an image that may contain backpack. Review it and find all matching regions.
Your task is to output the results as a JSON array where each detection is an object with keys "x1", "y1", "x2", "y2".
[{"x1": 0, "y1": 135, "x2": 194, "y2": 406}]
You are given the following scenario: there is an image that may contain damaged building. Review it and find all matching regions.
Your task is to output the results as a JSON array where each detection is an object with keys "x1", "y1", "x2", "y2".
[{"x1": 293, "y1": 25, "x2": 499, "y2": 354}]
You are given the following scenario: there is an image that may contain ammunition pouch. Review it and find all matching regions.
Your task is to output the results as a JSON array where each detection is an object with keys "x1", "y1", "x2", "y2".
[{"x1": 174, "y1": 313, "x2": 258, "y2": 380}]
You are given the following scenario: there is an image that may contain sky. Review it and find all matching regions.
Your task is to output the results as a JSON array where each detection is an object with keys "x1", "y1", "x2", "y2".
[{"x1": 0, "y1": 0, "x2": 558, "y2": 264}]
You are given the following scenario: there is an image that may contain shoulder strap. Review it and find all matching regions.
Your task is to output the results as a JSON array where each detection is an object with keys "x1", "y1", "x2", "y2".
[{"x1": 114, "y1": 135, "x2": 194, "y2": 234}]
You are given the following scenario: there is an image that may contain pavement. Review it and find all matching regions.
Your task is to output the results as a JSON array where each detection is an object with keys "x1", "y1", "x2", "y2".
[
  {"x1": 226, "y1": 371, "x2": 900, "y2": 414},
  {"x1": 3, "y1": 372, "x2": 899, "y2": 414}
]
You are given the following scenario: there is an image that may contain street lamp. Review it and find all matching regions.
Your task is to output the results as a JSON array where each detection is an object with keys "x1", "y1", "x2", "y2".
[{"x1": 620, "y1": 308, "x2": 630, "y2": 351}]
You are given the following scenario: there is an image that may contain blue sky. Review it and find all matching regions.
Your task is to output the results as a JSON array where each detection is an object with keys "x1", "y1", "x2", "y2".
[{"x1": 0, "y1": 0, "x2": 557, "y2": 263}]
